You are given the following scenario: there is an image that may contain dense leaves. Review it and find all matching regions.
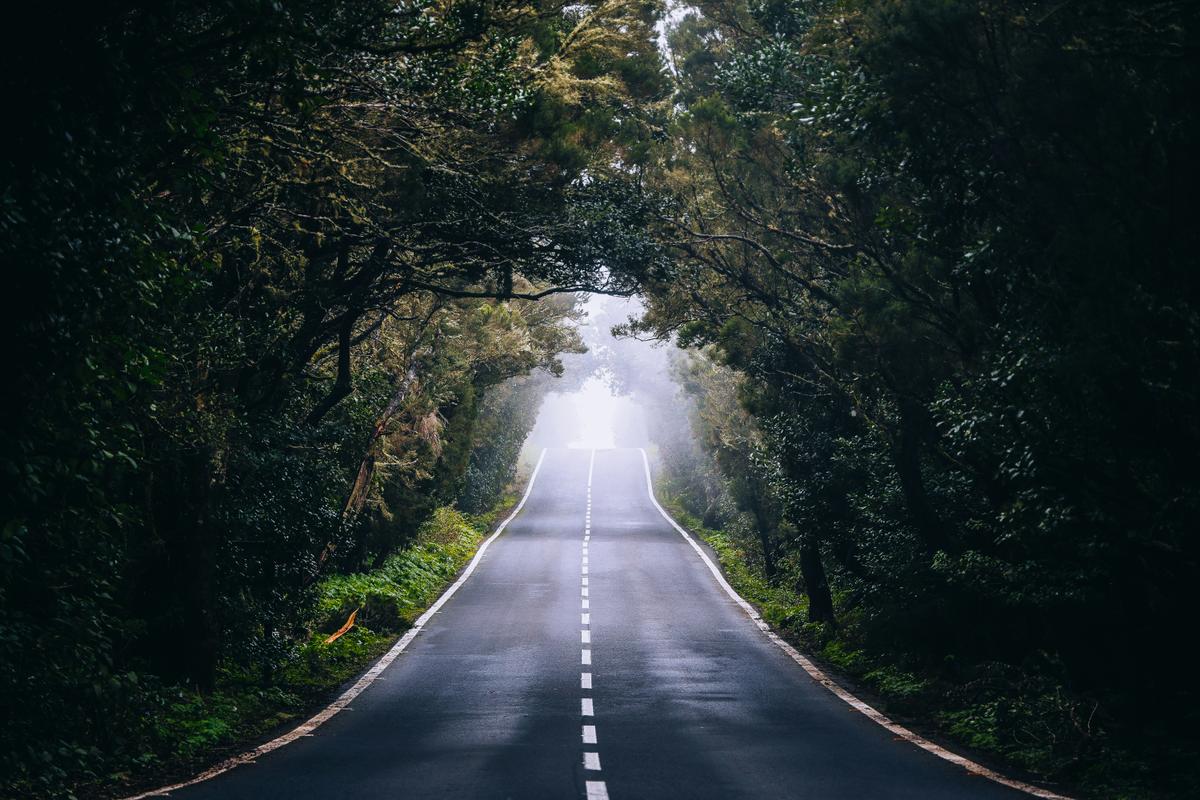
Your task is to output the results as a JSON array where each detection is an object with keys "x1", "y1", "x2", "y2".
[
  {"x1": 637, "y1": 0, "x2": 1200, "y2": 795},
  {"x1": 0, "y1": 1, "x2": 666, "y2": 795},
  {"x1": 3, "y1": 0, "x2": 1196, "y2": 795}
]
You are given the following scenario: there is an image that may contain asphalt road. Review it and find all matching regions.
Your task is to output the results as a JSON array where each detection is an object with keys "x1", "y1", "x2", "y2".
[{"x1": 161, "y1": 447, "x2": 1034, "y2": 800}]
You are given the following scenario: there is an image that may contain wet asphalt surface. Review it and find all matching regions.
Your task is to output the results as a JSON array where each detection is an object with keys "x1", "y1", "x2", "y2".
[{"x1": 164, "y1": 448, "x2": 1030, "y2": 800}]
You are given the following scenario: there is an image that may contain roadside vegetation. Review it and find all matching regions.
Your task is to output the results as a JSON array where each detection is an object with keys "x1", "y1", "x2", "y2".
[
  {"x1": 3, "y1": 0, "x2": 1197, "y2": 798},
  {"x1": 88, "y1": 501, "x2": 513, "y2": 800},
  {"x1": 1, "y1": 2, "x2": 666, "y2": 795},
  {"x1": 657, "y1": 482, "x2": 1195, "y2": 800},
  {"x1": 643, "y1": 350, "x2": 1197, "y2": 800},
  {"x1": 614, "y1": 0, "x2": 1199, "y2": 797}
]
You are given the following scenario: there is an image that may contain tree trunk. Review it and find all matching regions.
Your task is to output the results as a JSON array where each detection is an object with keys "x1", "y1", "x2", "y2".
[
  {"x1": 799, "y1": 537, "x2": 836, "y2": 625},
  {"x1": 893, "y1": 401, "x2": 952, "y2": 553},
  {"x1": 148, "y1": 445, "x2": 221, "y2": 691},
  {"x1": 182, "y1": 446, "x2": 220, "y2": 691},
  {"x1": 306, "y1": 366, "x2": 420, "y2": 583},
  {"x1": 305, "y1": 313, "x2": 356, "y2": 426},
  {"x1": 749, "y1": 502, "x2": 777, "y2": 579}
]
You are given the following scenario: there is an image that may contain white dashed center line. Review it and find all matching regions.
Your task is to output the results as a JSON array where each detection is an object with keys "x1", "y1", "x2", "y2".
[{"x1": 578, "y1": 450, "x2": 608, "y2": 800}]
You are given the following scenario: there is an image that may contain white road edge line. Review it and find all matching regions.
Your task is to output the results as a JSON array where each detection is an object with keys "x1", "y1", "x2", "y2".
[
  {"x1": 122, "y1": 449, "x2": 551, "y2": 800},
  {"x1": 637, "y1": 448, "x2": 1073, "y2": 800}
]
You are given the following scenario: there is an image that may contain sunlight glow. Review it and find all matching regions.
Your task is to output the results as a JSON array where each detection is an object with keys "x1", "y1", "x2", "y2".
[
  {"x1": 523, "y1": 293, "x2": 657, "y2": 452},
  {"x1": 535, "y1": 373, "x2": 638, "y2": 450},
  {"x1": 565, "y1": 374, "x2": 622, "y2": 449}
]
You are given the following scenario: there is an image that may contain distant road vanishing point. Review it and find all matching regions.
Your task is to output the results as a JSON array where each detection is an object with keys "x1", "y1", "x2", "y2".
[{"x1": 141, "y1": 448, "x2": 1054, "y2": 800}]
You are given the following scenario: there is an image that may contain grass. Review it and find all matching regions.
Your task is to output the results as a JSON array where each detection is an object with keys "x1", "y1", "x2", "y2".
[
  {"x1": 655, "y1": 492, "x2": 1200, "y2": 800},
  {"x1": 95, "y1": 499, "x2": 515, "y2": 799},
  {"x1": 317, "y1": 506, "x2": 492, "y2": 634},
  {"x1": 94, "y1": 484, "x2": 1191, "y2": 800}
]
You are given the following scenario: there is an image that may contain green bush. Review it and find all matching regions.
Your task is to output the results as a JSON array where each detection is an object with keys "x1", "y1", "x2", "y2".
[
  {"x1": 863, "y1": 666, "x2": 930, "y2": 701},
  {"x1": 71, "y1": 503, "x2": 505, "y2": 800},
  {"x1": 318, "y1": 507, "x2": 484, "y2": 633}
]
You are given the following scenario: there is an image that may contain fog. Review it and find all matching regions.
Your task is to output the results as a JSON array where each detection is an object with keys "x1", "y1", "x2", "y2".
[{"x1": 524, "y1": 294, "x2": 678, "y2": 454}]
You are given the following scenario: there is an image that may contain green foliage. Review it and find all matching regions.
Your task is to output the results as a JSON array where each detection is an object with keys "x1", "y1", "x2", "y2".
[
  {"x1": 69, "y1": 500, "x2": 504, "y2": 800},
  {"x1": 819, "y1": 641, "x2": 869, "y2": 675},
  {"x1": 640, "y1": 1, "x2": 1200, "y2": 794},
  {"x1": 660, "y1": 496, "x2": 809, "y2": 635},
  {"x1": 936, "y1": 665, "x2": 1107, "y2": 781},
  {"x1": 319, "y1": 507, "x2": 484, "y2": 632},
  {"x1": 862, "y1": 667, "x2": 928, "y2": 701},
  {"x1": 2, "y1": 0, "x2": 664, "y2": 791}
]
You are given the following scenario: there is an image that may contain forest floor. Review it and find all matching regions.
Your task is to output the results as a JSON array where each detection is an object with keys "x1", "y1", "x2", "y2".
[
  {"x1": 92, "y1": 497, "x2": 518, "y2": 800},
  {"x1": 657, "y1": 497, "x2": 1195, "y2": 800},
  {"x1": 80, "y1": 485, "x2": 1189, "y2": 800}
]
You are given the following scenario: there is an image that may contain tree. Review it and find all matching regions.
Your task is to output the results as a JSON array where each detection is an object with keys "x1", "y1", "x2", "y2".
[
  {"x1": 0, "y1": 0, "x2": 669, "y2": 793},
  {"x1": 635, "y1": 0, "x2": 1200, "y2": 790}
]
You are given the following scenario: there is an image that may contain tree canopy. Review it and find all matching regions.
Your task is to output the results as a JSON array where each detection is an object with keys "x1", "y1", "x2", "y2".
[
  {"x1": 1, "y1": 1, "x2": 667, "y2": 794},
  {"x1": 630, "y1": 0, "x2": 1199, "y2": 794},
  {"x1": 2, "y1": 0, "x2": 1197, "y2": 796}
]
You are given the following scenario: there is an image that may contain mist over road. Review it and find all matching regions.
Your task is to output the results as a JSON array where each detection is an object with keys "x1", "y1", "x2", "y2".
[{"x1": 162, "y1": 448, "x2": 1030, "y2": 800}]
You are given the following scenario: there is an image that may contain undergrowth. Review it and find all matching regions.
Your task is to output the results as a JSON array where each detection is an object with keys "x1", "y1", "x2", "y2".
[
  {"x1": 656, "y1": 492, "x2": 1195, "y2": 800},
  {"x1": 318, "y1": 506, "x2": 489, "y2": 633},
  {"x1": 88, "y1": 500, "x2": 513, "y2": 800}
]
